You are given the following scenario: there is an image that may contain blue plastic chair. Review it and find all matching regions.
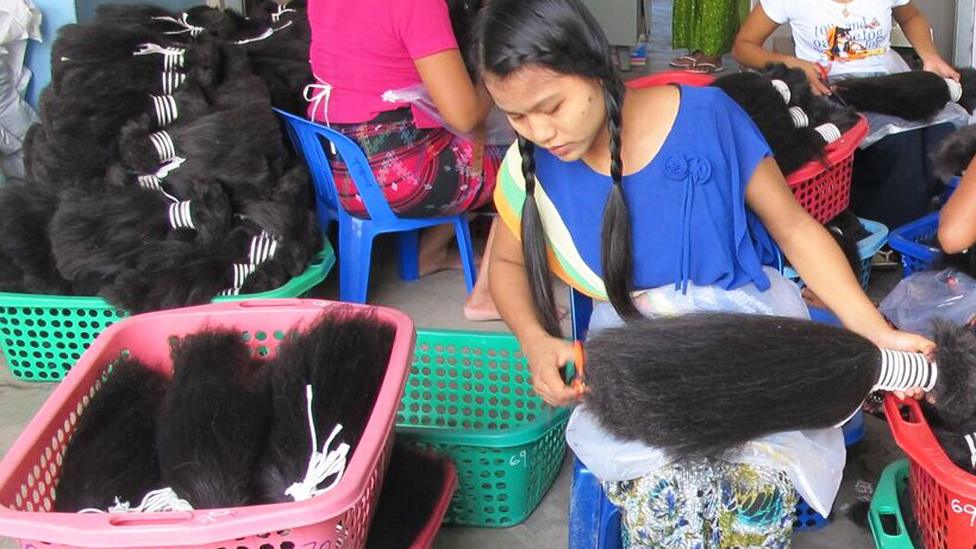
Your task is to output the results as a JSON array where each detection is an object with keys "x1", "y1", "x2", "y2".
[{"x1": 275, "y1": 108, "x2": 478, "y2": 303}]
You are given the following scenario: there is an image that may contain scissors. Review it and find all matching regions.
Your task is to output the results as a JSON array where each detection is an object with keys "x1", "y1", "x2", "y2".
[{"x1": 571, "y1": 340, "x2": 587, "y2": 399}]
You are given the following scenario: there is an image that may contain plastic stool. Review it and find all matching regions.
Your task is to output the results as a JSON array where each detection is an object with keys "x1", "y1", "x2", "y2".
[{"x1": 569, "y1": 458, "x2": 622, "y2": 549}]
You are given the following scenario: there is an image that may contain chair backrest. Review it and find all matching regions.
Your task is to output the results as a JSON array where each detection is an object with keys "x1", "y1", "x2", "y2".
[{"x1": 273, "y1": 109, "x2": 402, "y2": 226}]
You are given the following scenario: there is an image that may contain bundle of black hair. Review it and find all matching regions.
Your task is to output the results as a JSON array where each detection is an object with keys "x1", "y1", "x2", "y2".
[
  {"x1": 711, "y1": 63, "x2": 862, "y2": 176},
  {"x1": 832, "y1": 68, "x2": 976, "y2": 120},
  {"x1": 8, "y1": 2, "x2": 320, "y2": 313},
  {"x1": 54, "y1": 307, "x2": 396, "y2": 512},
  {"x1": 579, "y1": 313, "x2": 976, "y2": 461}
]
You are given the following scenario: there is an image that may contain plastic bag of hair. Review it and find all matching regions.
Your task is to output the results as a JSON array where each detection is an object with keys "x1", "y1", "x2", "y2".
[
  {"x1": 879, "y1": 268, "x2": 976, "y2": 338},
  {"x1": 381, "y1": 84, "x2": 515, "y2": 146},
  {"x1": 860, "y1": 103, "x2": 970, "y2": 149}
]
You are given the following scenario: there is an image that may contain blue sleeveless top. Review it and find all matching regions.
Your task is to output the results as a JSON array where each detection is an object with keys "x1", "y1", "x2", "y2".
[{"x1": 529, "y1": 85, "x2": 780, "y2": 293}]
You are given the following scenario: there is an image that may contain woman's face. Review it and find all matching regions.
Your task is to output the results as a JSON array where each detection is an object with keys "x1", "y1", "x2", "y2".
[{"x1": 484, "y1": 66, "x2": 606, "y2": 161}]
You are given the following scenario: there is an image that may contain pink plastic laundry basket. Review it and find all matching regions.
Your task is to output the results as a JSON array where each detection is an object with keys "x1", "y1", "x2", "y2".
[{"x1": 0, "y1": 299, "x2": 416, "y2": 549}]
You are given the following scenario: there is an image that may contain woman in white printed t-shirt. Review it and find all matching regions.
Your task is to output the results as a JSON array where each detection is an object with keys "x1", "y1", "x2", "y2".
[{"x1": 732, "y1": 1, "x2": 961, "y2": 231}]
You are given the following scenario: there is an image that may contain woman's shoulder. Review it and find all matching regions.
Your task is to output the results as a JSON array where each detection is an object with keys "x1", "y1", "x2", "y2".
[{"x1": 629, "y1": 85, "x2": 741, "y2": 131}]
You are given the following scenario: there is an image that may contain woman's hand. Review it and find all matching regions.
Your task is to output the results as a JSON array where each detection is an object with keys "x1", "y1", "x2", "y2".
[
  {"x1": 870, "y1": 327, "x2": 937, "y2": 401},
  {"x1": 785, "y1": 58, "x2": 832, "y2": 95},
  {"x1": 523, "y1": 334, "x2": 578, "y2": 407},
  {"x1": 923, "y1": 55, "x2": 961, "y2": 81}
]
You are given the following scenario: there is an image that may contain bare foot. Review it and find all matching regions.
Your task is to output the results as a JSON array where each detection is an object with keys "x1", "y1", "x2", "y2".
[
  {"x1": 418, "y1": 247, "x2": 465, "y2": 277},
  {"x1": 463, "y1": 301, "x2": 502, "y2": 322}
]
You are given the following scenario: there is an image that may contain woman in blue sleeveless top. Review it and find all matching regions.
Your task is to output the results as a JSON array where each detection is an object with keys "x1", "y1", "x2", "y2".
[{"x1": 479, "y1": 0, "x2": 933, "y2": 546}]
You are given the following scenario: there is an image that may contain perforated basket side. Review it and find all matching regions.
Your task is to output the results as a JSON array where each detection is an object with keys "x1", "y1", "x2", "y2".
[
  {"x1": 889, "y1": 213, "x2": 940, "y2": 276},
  {"x1": 0, "y1": 243, "x2": 334, "y2": 382},
  {"x1": 396, "y1": 329, "x2": 570, "y2": 527}
]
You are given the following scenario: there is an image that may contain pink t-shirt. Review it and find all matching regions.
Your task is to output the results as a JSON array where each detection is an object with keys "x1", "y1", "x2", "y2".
[{"x1": 307, "y1": 0, "x2": 458, "y2": 128}]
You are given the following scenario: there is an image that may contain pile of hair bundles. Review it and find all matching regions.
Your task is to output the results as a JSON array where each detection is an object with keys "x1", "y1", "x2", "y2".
[
  {"x1": 8, "y1": 2, "x2": 319, "y2": 312},
  {"x1": 832, "y1": 69, "x2": 976, "y2": 120},
  {"x1": 53, "y1": 305, "x2": 397, "y2": 512},
  {"x1": 581, "y1": 313, "x2": 976, "y2": 460},
  {"x1": 710, "y1": 63, "x2": 861, "y2": 176}
]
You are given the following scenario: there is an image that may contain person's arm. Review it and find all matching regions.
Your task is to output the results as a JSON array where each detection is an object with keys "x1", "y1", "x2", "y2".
[
  {"x1": 939, "y1": 156, "x2": 976, "y2": 253},
  {"x1": 489, "y1": 219, "x2": 577, "y2": 407},
  {"x1": 894, "y1": 3, "x2": 959, "y2": 80},
  {"x1": 745, "y1": 157, "x2": 935, "y2": 362},
  {"x1": 732, "y1": 5, "x2": 832, "y2": 95},
  {"x1": 414, "y1": 50, "x2": 493, "y2": 134}
]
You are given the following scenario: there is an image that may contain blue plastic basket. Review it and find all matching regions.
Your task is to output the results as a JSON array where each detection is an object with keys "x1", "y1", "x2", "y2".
[
  {"x1": 888, "y1": 212, "x2": 940, "y2": 276},
  {"x1": 784, "y1": 217, "x2": 889, "y2": 289},
  {"x1": 940, "y1": 176, "x2": 961, "y2": 206}
]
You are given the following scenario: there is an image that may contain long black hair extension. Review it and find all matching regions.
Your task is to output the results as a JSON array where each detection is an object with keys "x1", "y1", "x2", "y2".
[
  {"x1": 475, "y1": 0, "x2": 637, "y2": 334},
  {"x1": 54, "y1": 357, "x2": 169, "y2": 512},
  {"x1": 581, "y1": 313, "x2": 976, "y2": 460}
]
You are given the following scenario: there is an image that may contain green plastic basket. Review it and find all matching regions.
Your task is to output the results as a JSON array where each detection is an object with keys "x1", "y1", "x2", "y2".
[
  {"x1": 396, "y1": 329, "x2": 570, "y2": 527},
  {"x1": 0, "y1": 240, "x2": 335, "y2": 382},
  {"x1": 869, "y1": 459, "x2": 915, "y2": 549}
]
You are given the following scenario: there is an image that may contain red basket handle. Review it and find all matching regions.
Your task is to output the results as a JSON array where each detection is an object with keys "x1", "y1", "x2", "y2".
[{"x1": 883, "y1": 394, "x2": 976, "y2": 499}]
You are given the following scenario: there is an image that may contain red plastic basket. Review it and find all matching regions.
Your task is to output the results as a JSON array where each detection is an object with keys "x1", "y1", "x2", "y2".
[
  {"x1": 627, "y1": 70, "x2": 868, "y2": 224},
  {"x1": 408, "y1": 461, "x2": 457, "y2": 549},
  {"x1": 0, "y1": 299, "x2": 416, "y2": 549},
  {"x1": 884, "y1": 394, "x2": 976, "y2": 549}
]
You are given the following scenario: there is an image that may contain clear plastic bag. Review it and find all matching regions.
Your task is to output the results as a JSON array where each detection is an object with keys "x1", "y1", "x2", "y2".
[
  {"x1": 860, "y1": 103, "x2": 971, "y2": 149},
  {"x1": 879, "y1": 268, "x2": 976, "y2": 338},
  {"x1": 381, "y1": 83, "x2": 516, "y2": 146}
]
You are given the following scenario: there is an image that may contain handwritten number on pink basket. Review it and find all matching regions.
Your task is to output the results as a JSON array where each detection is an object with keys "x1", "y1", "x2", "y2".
[{"x1": 302, "y1": 542, "x2": 332, "y2": 549}]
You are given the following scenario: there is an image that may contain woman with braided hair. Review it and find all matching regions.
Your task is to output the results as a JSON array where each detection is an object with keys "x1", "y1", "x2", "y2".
[{"x1": 476, "y1": 0, "x2": 932, "y2": 545}]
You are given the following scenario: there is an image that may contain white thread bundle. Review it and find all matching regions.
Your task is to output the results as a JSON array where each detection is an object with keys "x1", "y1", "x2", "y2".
[
  {"x1": 249, "y1": 231, "x2": 280, "y2": 265},
  {"x1": 814, "y1": 123, "x2": 842, "y2": 144},
  {"x1": 133, "y1": 44, "x2": 186, "y2": 71},
  {"x1": 788, "y1": 106, "x2": 809, "y2": 128},
  {"x1": 946, "y1": 78, "x2": 963, "y2": 103},
  {"x1": 152, "y1": 14, "x2": 204, "y2": 37},
  {"x1": 284, "y1": 386, "x2": 350, "y2": 502},
  {"x1": 218, "y1": 263, "x2": 258, "y2": 296},
  {"x1": 151, "y1": 95, "x2": 179, "y2": 127},
  {"x1": 78, "y1": 487, "x2": 193, "y2": 514},
  {"x1": 874, "y1": 349, "x2": 938, "y2": 392},
  {"x1": 167, "y1": 200, "x2": 195, "y2": 230},
  {"x1": 161, "y1": 71, "x2": 186, "y2": 95},
  {"x1": 771, "y1": 80, "x2": 791, "y2": 104},
  {"x1": 966, "y1": 433, "x2": 976, "y2": 470},
  {"x1": 149, "y1": 131, "x2": 178, "y2": 162},
  {"x1": 271, "y1": 4, "x2": 297, "y2": 23}
]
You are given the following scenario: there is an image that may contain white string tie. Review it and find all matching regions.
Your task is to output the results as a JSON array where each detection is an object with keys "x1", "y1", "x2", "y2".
[
  {"x1": 133, "y1": 43, "x2": 186, "y2": 71},
  {"x1": 771, "y1": 79, "x2": 791, "y2": 104},
  {"x1": 149, "y1": 131, "x2": 178, "y2": 162},
  {"x1": 152, "y1": 13, "x2": 204, "y2": 37},
  {"x1": 874, "y1": 350, "x2": 938, "y2": 392},
  {"x1": 271, "y1": 4, "x2": 297, "y2": 23},
  {"x1": 789, "y1": 106, "x2": 809, "y2": 128},
  {"x1": 168, "y1": 200, "x2": 195, "y2": 230},
  {"x1": 161, "y1": 71, "x2": 186, "y2": 95},
  {"x1": 249, "y1": 231, "x2": 280, "y2": 265},
  {"x1": 284, "y1": 385, "x2": 350, "y2": 502},
  {"x1": 946, "y1": 78, "x2": 963, "y2": 103},
  {"x1": 814, "y1": 123, "x2": 842, "y2": 144},
  {"x1": 151, "y1": 95, "x2": 179, "y2": 127},
  {"x1": 78, "y1": 488, "x2": 193, "y2": 514},
  {"x1": 304, "y1": 77, "x2": 333, "y2": 126}
]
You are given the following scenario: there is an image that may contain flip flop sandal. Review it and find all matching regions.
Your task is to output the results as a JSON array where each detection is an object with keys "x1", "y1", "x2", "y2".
[
  {"x1": 689, "y1": 60, "x2": 725, "y2": 74},
  {"x1": 669, "y1": 55, "x2": 699, "y2": 68}
]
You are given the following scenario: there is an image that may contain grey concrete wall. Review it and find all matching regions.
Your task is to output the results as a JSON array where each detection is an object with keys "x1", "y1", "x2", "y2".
[{"x1": 914, "y1": 0, "x2": 957, "y2": 59}]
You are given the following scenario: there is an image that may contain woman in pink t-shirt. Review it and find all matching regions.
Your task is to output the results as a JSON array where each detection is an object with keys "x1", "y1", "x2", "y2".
[{"x1": 307, "y1": 0, "x2": 500, "y2": 320}]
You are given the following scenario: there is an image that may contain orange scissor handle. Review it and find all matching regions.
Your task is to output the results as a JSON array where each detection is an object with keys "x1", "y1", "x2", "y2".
[{"x1": 571, "y1": 340, "x2": 586, "y2": 399}]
